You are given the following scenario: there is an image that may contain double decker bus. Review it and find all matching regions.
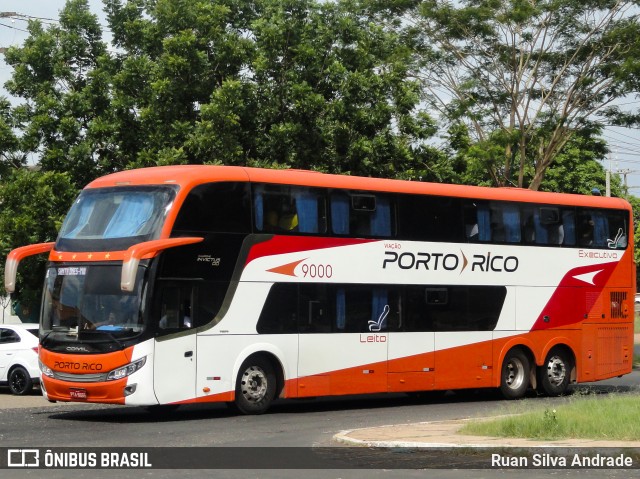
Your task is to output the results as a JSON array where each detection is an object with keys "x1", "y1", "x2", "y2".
[{"x1": 5, "y1": 166, "x2": 635, "y2": 414}]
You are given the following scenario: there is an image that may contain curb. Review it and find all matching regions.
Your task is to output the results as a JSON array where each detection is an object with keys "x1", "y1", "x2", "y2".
[
  {"x1": 333, "y1": 419, "x2": 511, "y2": 449},
  {"x1": 333, "y1": 417, "x2": 640, "y2": 450}
]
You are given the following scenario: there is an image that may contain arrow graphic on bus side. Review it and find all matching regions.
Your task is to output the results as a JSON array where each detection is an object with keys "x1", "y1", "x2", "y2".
[
  {"x1": 572, "y1": 269, "x2": 603, "y2": 286},
  {"x1": 267, "y1": 258, "x2": 307, "y2": 277}
]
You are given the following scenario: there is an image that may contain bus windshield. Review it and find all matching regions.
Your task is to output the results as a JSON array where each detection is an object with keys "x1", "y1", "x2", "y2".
[
  {"x1": 56, "y1": 186, "x2": 176, "y2": 251},
  {"x1": 41, "y1": 265, "x2": 147, "y2": 338}
]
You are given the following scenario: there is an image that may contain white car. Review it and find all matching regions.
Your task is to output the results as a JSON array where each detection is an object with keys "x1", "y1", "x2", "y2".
[{"x1": 0, "y1": 323, "x2": 40, "y2": 395}]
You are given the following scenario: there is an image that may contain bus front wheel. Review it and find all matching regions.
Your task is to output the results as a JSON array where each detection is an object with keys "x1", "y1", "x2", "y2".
[
  {"x1": 538, "y1": 347, "x2": 572, "y2": 397},
  {"x1": 233, "y1": 356, "x2": 276, "y2": 415},
  {"x1": 499, "y1": 349, "x2": 530, "y2": 399}
]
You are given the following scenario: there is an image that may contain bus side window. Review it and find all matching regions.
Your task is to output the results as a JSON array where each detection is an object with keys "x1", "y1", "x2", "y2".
[
  {"x1": 402, "y1": 287, "x2": 433, "y2": 332},
  {"x1": 336, "y1": 287, "x2": 372, "y2": 332},
  {"x1": 158, "y1": 285, "x2": 193, "y2": 330},
  {"x1": 578, "y1": 209, "x2": 628, "y2": 249},
  {"x1": 562, "y1": 210, "x2": 576, "y2": 245},
  {"x1": 173, "y1": 182, "x2": 251, "y2": 234},
  {"x1": 330, "y1": 192, "x2": 394, "y2": 237},
  {"x1": 254, "y1": 185, "x2": 326, "y2": 234},
  {"x1": 523, "y1": 206, "x2": 565, "y2": 245},
  {"x1": 605, "y1": 211, "x2": 628, "y2": 249},
  {"x1": 299, "y1": 284, "x2": 333, "y2": 333},
  {"x1": 256, "y1": 284, "x2": 298, "y2": 334},
  {"x1": 577, "y1": 211, "x2": 606, "y2": 247},
  {"x1": 464, "y1": 202, "x2": 491, "y2": 242},
  {"x1": 396, "y1": 195, "x2": 464, "y2": 242},
  {"x1": 488, "y1": 203, "x2": 520, "y2": 243},
  {"x1": 330, "y1": 194, "x2": 350, "y2": 235},
  {"x1": 430, "y1": 286, "x2": 505, "y2": 332}
]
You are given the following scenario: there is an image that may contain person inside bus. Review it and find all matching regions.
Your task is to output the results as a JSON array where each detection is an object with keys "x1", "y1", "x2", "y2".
[
  {"x1": 579, "y1": 218, "x2": 595, "y2": 246},
  {"x1": 265, "y1": 208, "x2": 298, "y2": 232}
]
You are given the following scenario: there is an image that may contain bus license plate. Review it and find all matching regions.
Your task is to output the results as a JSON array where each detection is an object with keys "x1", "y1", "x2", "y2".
[{"x1": 69, "y1": 388, "x2": 87, "y2": 401}]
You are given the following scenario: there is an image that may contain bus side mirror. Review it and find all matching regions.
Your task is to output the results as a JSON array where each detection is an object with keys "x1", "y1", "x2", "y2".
[
  {"x1": 5, "y1": 242, "x2": 56, "y2": 293},
  {"x1": 121, "y1": 237, "x2": 204, "y2": 292}
]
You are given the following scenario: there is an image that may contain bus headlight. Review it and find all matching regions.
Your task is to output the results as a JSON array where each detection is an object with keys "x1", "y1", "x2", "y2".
[
  {"x1": 39, "y1": 360, "x2": 54, "y2": 378},
  {"x1": 107, "y1": 357, "x2": 147, "y2": 381}
]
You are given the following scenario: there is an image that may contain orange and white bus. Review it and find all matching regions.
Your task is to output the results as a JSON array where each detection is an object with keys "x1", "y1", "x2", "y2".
[{"x1": 4, "y1": 166, "x2": 635, "y2": 413}]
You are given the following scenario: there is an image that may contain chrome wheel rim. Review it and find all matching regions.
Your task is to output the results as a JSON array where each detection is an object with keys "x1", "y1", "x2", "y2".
[
  {"x1": 546, "y1": 356, "x2": 566, "y2": 386},
  {"x1": 240, "y1": 366, "x2": 268, "y2": 403},
  {"x1": 505, "y1": 357, "x2": 525, "y2": 390}
]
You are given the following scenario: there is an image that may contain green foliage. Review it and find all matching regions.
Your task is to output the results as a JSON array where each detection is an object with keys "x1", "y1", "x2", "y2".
[
  {"x1": 0, "y1": 97, "x2": 24, "y2": 175},
  {"x1": 460, "y1": 394, "x2": 640, "y2": 441},
  {"x1": 3, "y1": 0, "x2": 111, "y2": 189},
  {"x1": 0, "y1": 169, "x2": 77, "y2": 312},
  {"x1": 539, "y1": 133, "x2": 623, "y2": 196},
  {"x1": 412, "y1": 0, "x2": 640, "y2": 190}
]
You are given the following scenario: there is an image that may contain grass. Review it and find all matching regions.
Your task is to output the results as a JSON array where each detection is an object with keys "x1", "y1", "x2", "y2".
[{"x1": 459, "y1": 393, "x2": 640, "y2": 441}]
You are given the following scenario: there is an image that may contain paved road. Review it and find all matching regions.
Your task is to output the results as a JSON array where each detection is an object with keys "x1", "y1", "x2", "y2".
[{"x1": 1, "y1": 371, "x2": 639, "y2": 479}]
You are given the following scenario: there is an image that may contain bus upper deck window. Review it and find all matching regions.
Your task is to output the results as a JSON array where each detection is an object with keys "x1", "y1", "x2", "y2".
[
  {"x1": 254, "y1": 185, "x2": 326, "y2": 234},
  {"x1": 331, "y1": 193, "x2": 393, "y2": 237}
]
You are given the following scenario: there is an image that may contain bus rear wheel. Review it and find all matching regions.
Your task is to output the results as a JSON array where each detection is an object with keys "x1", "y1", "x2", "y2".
[
  {"x1": 499, "y1": 349, "x2": 530, "y2": 399},
  {"x1": 539, "y1": 347, "x2": 572, "y2": 397},
  {"x1": 233, "y1": 357, "x2": 276, "y2": 415}
]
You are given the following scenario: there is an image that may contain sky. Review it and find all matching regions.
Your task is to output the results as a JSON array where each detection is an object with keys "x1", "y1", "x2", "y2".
[{"x1": 2, "y1": 1, "x2": 640, "y2": 194}]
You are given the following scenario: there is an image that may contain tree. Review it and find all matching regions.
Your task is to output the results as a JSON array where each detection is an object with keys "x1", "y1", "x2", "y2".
[
  {"x1": 0, "y1": 97, "x2": 24, "y2": 177},
  {"x1": 104, "y1": 0, "x2": 257, "y2": 167},
  {"x1": 540, "y1": 133, "x2": 623, "y2": 196},
  {"x1": 104, "y1": 0, "x2": 446, "y2": 179},
  {"x1": 0, "y1": 170, "x2": 77, "y2": 317},
  {"x1": 3, "y1": 0, "x2": 111, "y2": 189},
  {"x1": 411, "y1": 0, "x2": 640, "y2": 189}
]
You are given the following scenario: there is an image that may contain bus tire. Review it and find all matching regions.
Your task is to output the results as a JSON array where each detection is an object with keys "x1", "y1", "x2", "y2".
[
  {"x1": 233, "y1": 356, "x2": 276, "y2": 415},
  {"x1": 538, "y1": 347, "x2": 572, "y2": 397},
  {"x1": 499, "y1": 349, "x2": 530, "y2": 399}
]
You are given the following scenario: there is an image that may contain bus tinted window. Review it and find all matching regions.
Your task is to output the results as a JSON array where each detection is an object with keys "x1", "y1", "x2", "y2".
[
  {"x1": 254, "y1": 185, "x2": 327, "y2": 234},
  {"x1": 429, "y1": 286, "x2": 506, "y2": 331},
  {"x1": 397, "y1": 195, "x2": 464, "y2": 242},
  {"x1": 173, "y1": 182, "x2": 251, "y2": 233},
  {"x1": 258, "y1": 283, "x2": 505, "y2": 334},
  {"x1": 521, "y1": 206, "x2": 576, "y2": 246},
  {"x1": 330, "y1": 192, "x2": 394, "y2": 237},
  {"x1": 299, "y1": 284, "x2": 334, "y2": 333},
  {"x1": 577, "y1": 209, "x2": 628, "y2": 249},
  {"x1": 257, "y1": 283, "x2": 298, "y2": 334},
  {"x1": 465, "y1": 201, "x2": 521, "y2": 243}
]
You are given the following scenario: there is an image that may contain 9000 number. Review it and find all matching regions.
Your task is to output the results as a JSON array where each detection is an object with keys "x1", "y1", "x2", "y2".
[{"x1": 301, "y1": 263, "x2": 333, "y2": 278}]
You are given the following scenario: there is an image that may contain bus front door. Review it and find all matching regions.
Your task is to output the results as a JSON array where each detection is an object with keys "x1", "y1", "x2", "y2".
[
  {"x1": 153, "y1": 333, "x2": 197, "y2": 404},
  {"x1": 152, "y1": 284, "x2": 197, "y2": 404}
]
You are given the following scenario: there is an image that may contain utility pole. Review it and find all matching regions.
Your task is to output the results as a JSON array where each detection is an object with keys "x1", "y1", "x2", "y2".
[
  {"x1": 606, "y1": 153, "x2": 612, "y2": 197},
  {"x1": 618, "y1": 169, "x2": 635, "y2": 191}
]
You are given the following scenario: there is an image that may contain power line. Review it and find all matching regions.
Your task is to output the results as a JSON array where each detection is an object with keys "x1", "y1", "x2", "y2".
[{"x1": 0, "y1": 22, "x2": 29, "y2": 34}]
